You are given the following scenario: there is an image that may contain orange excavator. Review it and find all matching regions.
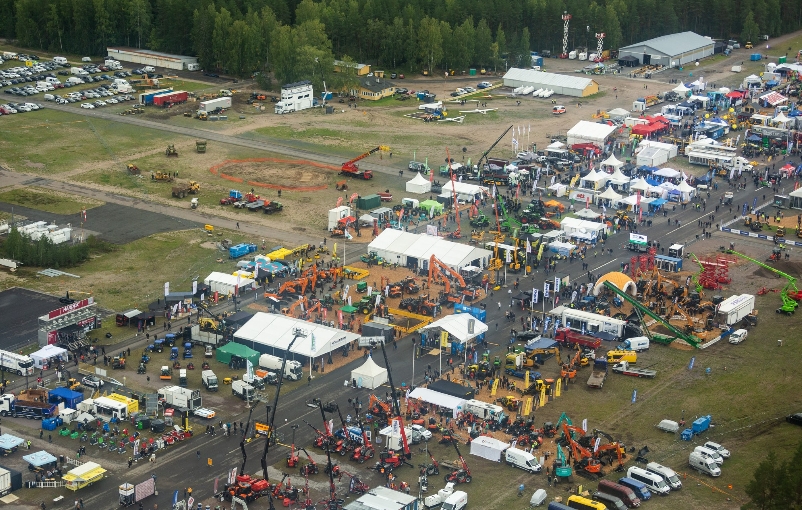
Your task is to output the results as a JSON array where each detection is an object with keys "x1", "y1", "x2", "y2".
[
  {"x1": 282, "y1": 296, "x2": 308, "y2": 317},
  {"x1": 428, "y1": 254, "x2": 481, "y2": 301},
  {"x1": 562, "y1": 423, "x2": 602, "y2": 477},
  {"x1": 275, "y1": 278, "x2": 309, "y2": 297}
]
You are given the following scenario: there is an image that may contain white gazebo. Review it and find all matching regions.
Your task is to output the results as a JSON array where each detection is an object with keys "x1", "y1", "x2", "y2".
[
  {"x1": 675, "y1": 179, "x2": 696, "y2": 201},
  {"x1": 582, "y1": 169, "x2": 611, "y2": 190},
  {"x1": 600, "y1": 154, "x2": 624, "y2": 172},
  {"x1": 607, "y1": 168, "x2": 630, "y2": 191},
  {"x1": 350, "y1": 354, "x2": 388, "y2": 389},
  {"x1": 405, "y1": 173, "x2": 431, "y2": 194},
  {"x1": 629, "y1": 177, "x2": 651, "y2": 192},
  {"x1": 420, "y1": 313, "x2": 488, "y2": 345},
  {"x1": 575, "y1": 207, "x2": 601, "y2": 219},
  {"x1": 773, "y1": 112, "x2": 791, "y2": 127},
  {"x1": 597, "y1": 186, "x2": 622, "y2": 204},
  {"x1": 673, "y1": 83, "x2": 691, "y2": 94},
  {"x1": 654, "y1": 168, "x2": 681, "y2": 178}
]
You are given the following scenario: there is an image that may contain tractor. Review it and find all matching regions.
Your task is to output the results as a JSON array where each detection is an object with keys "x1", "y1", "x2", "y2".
[
  {"x1": 165, "y1": 144, "x2": 179, "y2": 157},
  {"x1": 469, "y1": 214, "x2": 490, "y2": 228},
  {"x1": 360, "y1": 252, "x2": 384, "y2": 265}
]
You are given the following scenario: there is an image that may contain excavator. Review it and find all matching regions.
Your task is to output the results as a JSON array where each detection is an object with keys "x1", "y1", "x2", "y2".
[
  {"x1": 273, "y1": 278, "x2": 309, "y2": 298},
  {"x1": 59, "y1": 290, "x2": 92, "y2": 305},
  {"x1": 562, "y1": 423, "x2": 602, "y2": 477},
  {"x1": 373, "y1": 339, "x2": 412, "y2": 465},
  {"x1": 475, "y1": 125, "x2": 514, "y2": 181},
  {"x1": 340, "y1": 146, "x2": 390, "y2": 179},
  {"x1": 592, "y1": 430, "x2": 626, "y2": 469},
  {"x1": 428, "y1": 254, "x2": 481, "y2": 302},
  {"x1": 553, "y1": 444, "x2": 574, "y2": 483},
  {"x1": 281, "y1": 296, "x2": 308, "y2": 317}
]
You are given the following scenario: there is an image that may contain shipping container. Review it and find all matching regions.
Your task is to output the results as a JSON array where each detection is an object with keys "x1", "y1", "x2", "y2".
[
  {"x1": 153, "y1": 90, "x2": 188, "y2": 106},
  {"x1": 199, "y1": 97, "x2": 232, "y2": 112},
  {"x1": 0, "y1": 466, "x2": 22, "y2": 495},
  {"x1": 357, "y1": 194, "x2": 381, "y2": 210},
  {"x1": 139, "y1": 88, "x2": 173, "y2": 105}
]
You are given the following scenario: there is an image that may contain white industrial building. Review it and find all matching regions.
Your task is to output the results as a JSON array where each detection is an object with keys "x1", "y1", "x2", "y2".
[
  {"x1": 106, "y1": 47, "x2": 198, "y2": 70},
  {"x1": 617, "y1": 32, "x2": 715, "y2": 68},
  {"x1": 367, "y1": 229, "x2": 492, "y2": 271},
  {"x1": 567, "y1": 121, "x2": 617, "y2": 148},
  {"x1": 233, "y1": 312, "x2": 360, "y2": 360},
  {"x1": 502, "y1": 68, "x2": 599, "y2": 97}
]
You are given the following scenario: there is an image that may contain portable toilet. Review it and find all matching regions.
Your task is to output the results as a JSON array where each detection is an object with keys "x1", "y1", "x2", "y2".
[
  {"x1": 750, "y1": 53, "x2": 762, "y2": 61},
  {"x1": 469, "y1": 68, "x2": 477, "y2": 76},
  {"x1": 779, "y1": 55, "x2": 787, "y2": 64}
]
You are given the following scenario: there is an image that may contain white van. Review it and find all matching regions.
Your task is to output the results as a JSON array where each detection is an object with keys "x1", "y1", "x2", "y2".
[
  {"x1": 618, "y1": 336, "x2": 650, "y2": 352},
  {"x1": 728, "y1": 329, "x2": 747, "y2": 344},
  {"x1": 45, "y1": 76, "x2": 60, "y2": 85},
  {"x1": 441, "y1": 491, "x2": 467, "y2": 510},
  {"x1": 694, "y1": 446, "x2": 724, "y2": 465},
  {"x1": 703, "y1": 441, "x2": 731, "y2": 459},
  {"x1": 689, "y1": 451, "x2": 721, "y2": 477},
  {"x1": 67, "y1": 77, "x2": 84, "y2": 85},
  {"x1": 645, "y1": 462, "x2": 682, "y2": 490},
  {"x1": 143, "y1": 66, "x2": 155, "y2": 73},
  {"x1": 53, "y1": 56, "x2": 68, "y2": 65},
  {"x1": 626, "y1": 466, "x2": 670, "y2": 495},
  {"x1": 505, "y1": 447, "x2": 542, "y2": 473},
  {"x1": 187, "y1": 63, "x2": 200, "y2": 71}
]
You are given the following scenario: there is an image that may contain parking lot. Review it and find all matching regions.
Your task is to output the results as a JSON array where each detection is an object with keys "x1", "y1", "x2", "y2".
[{"x1": 0, "y1": 288, "x2": 65, "y2": 350}]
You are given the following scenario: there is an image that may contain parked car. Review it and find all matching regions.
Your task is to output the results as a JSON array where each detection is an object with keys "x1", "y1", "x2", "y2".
[
  {"x1": 82, "y1": 375, "x2": 104, "y2": 388},
  {"x1": 552, "y1": 105, "x2": 566, "y2": 114},
  {"x1": 787, "y1": 413, "x2": 802, "y2": 426},
  {"x1": 80, "y1": 103, "x2": 95, "y2": 109}
]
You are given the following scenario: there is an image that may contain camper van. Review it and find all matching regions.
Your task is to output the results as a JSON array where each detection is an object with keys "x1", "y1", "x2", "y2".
[
  {"x1": 626, "y1": 467, "x2": 670, "y2": 495},
  {"x1": 693, "y1": 446, "x2": 724, "y2": 465},
  {"x1": 689, "y1": 451, "x2": 721, "y2": 476},
  {"x1": 645, "y1": 462, "x2": 682, "y2": 490},
  {"x1": 505, "y1": 447, "x2": 542, "y2": 473},
  {"x1": 53, "y1": 56, "x2": 68, "y2": 65}
]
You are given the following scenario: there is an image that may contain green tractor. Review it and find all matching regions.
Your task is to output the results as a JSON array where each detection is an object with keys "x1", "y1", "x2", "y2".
[
  {"x1": 357, "y1": 292, "x2": 384, "y2": 314},
  {"x1": 360, "y1": 251, "x2": 384, "y2": 265},
  {"x1": 469, "y1": 214, "x2": 490, "y2": 228}
]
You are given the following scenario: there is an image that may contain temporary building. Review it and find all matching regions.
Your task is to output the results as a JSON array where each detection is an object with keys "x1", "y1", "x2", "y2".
[
  {"x1": 419, "y1": 200, "x2": 444, "y2": 216},
  {"x1": 760, "y1": 91, "x2": 787, "y2": 106},
  {"x1": 203, "y1": 272, "x2": 255, "y2": 296},
  {"x1": 653, "y1": 167, "x2": 681, "y2": 178},
  {"x1": 30, "y1": 345, "x2": 68, "y2": 369},
  {"x1": 607, "y1": 168, "x2": 630, "y2": 190},
  {"x1": 673, "y1": 83, "x2": 691, "y2": 94},
  {"x1": 502, "y1": 68, "x2": 599, "y2": 97},
  {"x1": 420, "y1": 313, "x2": 488, "y2": 344},
  {"x1": 629, "y1": 177, "x2": 651, "y2": 192},
  {"x1": 407, "y1": 387, "x2": 467, "y2": 418},
  {"x1": 567, "y1": 121, "x2": 617, "y2": 148},
  {"x1": 548, "y1": 241, "x2": 576, "y2": 256},
  {"x1": 215, "y1": 342, "x2": 260, "y2": 367},
  {"x1": 675, "y1": 179, "x2": 696, "y2": 200},
  {"x1": 233, "y1": 313, "x2": 359, "y2": 360},
  {"x1": 607, "y1": 108, "x2": 630, "y2": 119},
  {"x1": 582, "y1": 169, "x2": 611, "y2": 190},
  {"x1": 597, "y1": 186, "x2": 623, "y2": 203},
  {"x1": 405, "y1": 172, "x2": 431, "y2": 194},
  {"x1": 350, "y1": 355, "x2": 388, "y2": 389},
  {"x1": 601, "y1": 154, "x2": 624, "y2": 171},
  {"x1": 470, "y1": 435, "x2": 511, "y2": 462},
  {"x1": 547, "y1": 183, "x2": 567, "y2": 197},
  {"x1": 440, "y1": 181, "x2": 488, "y2": 203},
  {"x1": 790, "y1": 187, "x2": 802, "y2": 209},
  {"x1": 367, "y1": 229, "x2": 492, "y2": 271},
  {"x1": 618, "y1": 32, "x2": 714, "y2": 67},
  {"x1": 574, "y1": 207, "x2": 600, "y2": 219},
  {"x1": 560, "y1": 217, "x2": 607, "y2": 242},
  {"x1": 63, "y1": 461, "x2": 106, "y2": 491}
]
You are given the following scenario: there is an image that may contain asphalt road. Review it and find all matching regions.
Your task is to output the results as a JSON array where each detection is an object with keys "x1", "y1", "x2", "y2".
[
  {"x1": 58, "y1": 180, "x2": 778, "y2": 510},
  {"x1": 0, "y1": 288, "x2": 64, "y2": 350}
]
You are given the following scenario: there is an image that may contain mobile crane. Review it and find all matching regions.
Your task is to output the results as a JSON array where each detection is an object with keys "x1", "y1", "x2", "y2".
[
  {"x1": 375, "y1": 339, "x2": 412, "y2": 460},
  {"x1": 444, "y1": 147, "x2": 461, "y2": 239},
  {"x1": 340, "y1": 146, "x2": 390, "y2": 179},
  {"x1": 475, "y1": 125, "x2": 514, "y2": 180},
  {"x1": 727, "y1": 250, "x2": 800, "y2": 314},
  {"x1": 443, "y1": 440, "x2": 472, "y2": 484}
]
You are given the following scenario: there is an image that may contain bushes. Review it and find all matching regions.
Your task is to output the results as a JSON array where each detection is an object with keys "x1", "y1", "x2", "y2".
[{"x1": 0, "y1": 227, "x2": 100, "y2": 268}]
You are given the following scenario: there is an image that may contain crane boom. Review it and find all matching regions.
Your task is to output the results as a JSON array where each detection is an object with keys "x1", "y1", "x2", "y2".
[
  {"x1": 726, "y1": 250, "x2": 799, "y2": 311},
  {"x1": 376, "y1": 340, "x2": 411, "y2": 458},
  {"x1": 477, "y1": 125, "x2": 514, "y2": 176},
  {"x1": 342, "y1": 145, "x2": 390, "y2": 172}
]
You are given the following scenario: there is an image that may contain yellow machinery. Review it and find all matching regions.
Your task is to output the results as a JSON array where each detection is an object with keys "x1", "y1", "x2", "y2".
[
  {"x1": 151, "y1": 171, "x2": 174, "y2": 182},
  {"x1": 199, "y1": 318, "x2": 218, "y2": 331}
]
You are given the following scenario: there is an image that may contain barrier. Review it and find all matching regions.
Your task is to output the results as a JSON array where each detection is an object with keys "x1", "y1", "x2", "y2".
[
  {"x1": 343, "y1": 266, "x2": 370, "y2": 280},
  {"x1": 386, "y1": 308, "x2": 432, "y2": 334},
  {"x1": 720, "y1": 227, "x2": 802, "y2": 247}
]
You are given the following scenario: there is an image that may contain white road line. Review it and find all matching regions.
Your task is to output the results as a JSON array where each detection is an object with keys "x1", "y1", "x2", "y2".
[{"x1": 591, "y1": 258, "x2": 618, "y2": 272}]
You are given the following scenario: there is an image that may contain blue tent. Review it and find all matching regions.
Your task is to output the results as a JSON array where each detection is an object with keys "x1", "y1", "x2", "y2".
[
  {"x1": 645, "y1": 177, "x2": 661, "y2": 186},
  {"x1": 746, "y1": 134, "x2": 762, "y2": 142},
  {"x1": 23, "y1": 451, "x2": 57, "y2": 469},
  {"x1": 48, "y1": 387, "x2": 83, "y2": 409},
  {"x1": 649, "y1": 198, "x2": 668, "y2": 209}
]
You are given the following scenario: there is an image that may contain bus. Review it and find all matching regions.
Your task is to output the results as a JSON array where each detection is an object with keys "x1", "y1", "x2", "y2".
[
  {"x1": 0, "y1": 350, "x2": 34, "y2": 376},
  {"x1": 567, "y1": 495, "x2": 607, "y2": 510}
]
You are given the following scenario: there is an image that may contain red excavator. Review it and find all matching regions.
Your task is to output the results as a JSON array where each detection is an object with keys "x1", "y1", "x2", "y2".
[{"x1": 340, "y1": 146, "x2": 390, "y2": 179}]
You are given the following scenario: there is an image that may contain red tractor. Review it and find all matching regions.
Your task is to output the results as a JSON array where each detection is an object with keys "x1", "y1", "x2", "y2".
[
  {"x1": 298, "y1": 448, "x2": 319, "y2": 476},
  {"x1": 374, "y1": 450, "x2": 407, "y2": 474}
]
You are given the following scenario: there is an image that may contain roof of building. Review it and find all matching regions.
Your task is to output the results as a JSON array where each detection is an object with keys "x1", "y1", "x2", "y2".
[
  {"x1": 333, "y1": 59, "x2": 369, "y2": 70},
  {"x1": 503, "y1": 68, "x2": 596, "y2": 90},
  {"x1": 358, "y1": 77, "x2": 396, "y2": 92},
  {"x1": 106, "y1": 47, "x2": 197, "y2": 63},
  {"x1": 619, "y1": 32, "x2": 714, "y2": 56}
]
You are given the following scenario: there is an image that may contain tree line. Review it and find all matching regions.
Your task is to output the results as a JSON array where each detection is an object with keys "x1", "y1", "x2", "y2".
[
  {"x1": 744, "y1": 440, "x2": 802, "y2": 509},
  {"x1": 0, "y1": 228, "x2": 111, "y2": 268},
  {"x1": 1, "y1": 0, "x2": 801, "y2": 89}
]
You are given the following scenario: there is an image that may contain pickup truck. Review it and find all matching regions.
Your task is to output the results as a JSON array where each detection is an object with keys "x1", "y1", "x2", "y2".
[
  {"x1": 612, "y1": 361, "x2": 656, "y2": 378},
  {"x1": 587, "y1": 359, "x2": 608, "y2": 389}
]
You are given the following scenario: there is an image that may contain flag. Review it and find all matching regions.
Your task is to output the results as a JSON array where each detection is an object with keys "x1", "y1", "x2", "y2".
[
  {"x1": 512, "y1": 137, "x2": 518, "y2": 147},
  {"x1": 81, "y1": 209, "x2": 87, "y2": 222},
  {"x1": 505, "y1": 249, "x2": 511, "y2": 263},
  {"x1": 528, "y1": 124, "x2": 531, "y2": 134},
  {"x1": 246, "y1": 359, "x2": 254, "y2": 380},
  {"x1": 554, "y1": 276, "x2": 561, "y2": 293},
  {"x1": 532, "y1": 289, "x2": 539, "y2": 304},
  {"x1": 526, "y1": 240, "x2": 532, "y2": 253},
  {"x1": 753, "y1": 197, "x2": 758, "y2": 209},
  {"x1": 332, "y1": 243, "x2": 337, "y2": 257},
  {"x1": 544, "y1": 282, "x2": 550, "y2": 298},
  {"x1": 311, "y1": 332, "x2": 316, "y2": 354}
]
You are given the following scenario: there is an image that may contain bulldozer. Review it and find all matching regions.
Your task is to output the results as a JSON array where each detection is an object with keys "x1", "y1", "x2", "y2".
[
  {"x1": 152, "y1": 171, "x2": 174, "y2": 182},
  {"x1": 196, "y1": 140, "x2": 207, "y2": 153},
  {"x1": 127, "y1": 163, "x2": 141, "y2": 175},
  {"x1": 165, "y1": 144, "x2": 179, "y2": 157},
  {"x1": 172, "y1": 181, "x2": 200, "y2": 198}
]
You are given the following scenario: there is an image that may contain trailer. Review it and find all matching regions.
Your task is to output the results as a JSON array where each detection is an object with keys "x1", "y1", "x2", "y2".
[
  {"x1": 611, "y1": 361, "x2": 656, "y2": 378},
  {"x1": 587, "y1": 359, "x2": 608, "y2": 388},
  {"x1": 199, "y1": 97, "x2": 232, "y2": 112},
  {"x1": 716, "y1": 294, "x2": 756, "y2": 325},
  {"x1": 158, "y1": 386, "x2": 202, "y2": 411},
  {"x1": 554, "y1": 328, "x2": 602, "y2": 349},
  {"x1": 0, "y1": 394, "x2": 58, "y2": 419},
  {"x1": 119, "y1": 478, "x2": 156, "y2": 506},
  {"x1": 274, "y1": 80, "x2": 314, "y2": 114},
  {"x1": 64, "y1": 462, "x2": 106, "y2": 491},
  {"x1": 152, "y1": 90, "x2": 188, "y2": 107}
]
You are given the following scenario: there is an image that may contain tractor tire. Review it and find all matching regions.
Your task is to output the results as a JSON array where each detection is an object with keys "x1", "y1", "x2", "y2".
[
  {"x1": 444, "y1": 475, "x2": 450, "y2": 483},
  {"x1": 358, "y1": 457, "x2": 364, "y2": 464},
  {"x1": 465, "y1": 476, "x2": 472, "y2": 483},
  {"x1": 407, "y1": 305, "x2": 414, "y2": 312}
]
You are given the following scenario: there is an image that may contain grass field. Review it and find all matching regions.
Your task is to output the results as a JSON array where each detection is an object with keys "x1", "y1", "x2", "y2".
[{"x1": 0, "y1": 186, "x2": 104, "y2": 214}]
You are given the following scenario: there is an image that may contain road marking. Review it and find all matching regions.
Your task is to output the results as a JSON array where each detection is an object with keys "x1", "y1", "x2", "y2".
[{"x1": 591, "y1": 259, "x2": 618, "y2": 272}]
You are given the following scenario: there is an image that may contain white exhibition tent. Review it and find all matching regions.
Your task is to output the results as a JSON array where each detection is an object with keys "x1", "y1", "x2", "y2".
[
  {"x1": 629, "y1": 177, "x2": 651, "y2": 192},
  {"x1": 408, "y1": 387, "x2": 467, "y2": 418},
  {"x1": 607, "y1": 108, "x2": 630, "y2": 118},
  {"x1": 547, "y1": 183, "x2": 568, "y2": 197},
  {"x1": 676, "y1": 179, "x2": 696, "y2": 200},
  {"x1": 350, "y1": 355, "x2": 388, "y2": 389},
  {"x1": 30, "y1": 345, "x2": 68, "y2": 369},
  {"x1": 470, "y1": 435, "x2": 511, "y2": 462},
  {"x1": 420, "y1": 313, "x2": 488, "y2": 344},
  {"x1": 440, "y1": 181, "x2": 488, "y2": 202},
  {"x1": 581, "y1": 169, "x2": 610, "y2": 190},
  {"x1": 359, "y1": 214, "x2": 376, "y2": 226},
  {"x1": 619, "y1": 194, "x2": 641, "y2": 206},
  {"x1": 597, "y1": 186, "x2": 622, "y2": 203},
  {"x1": 567, "y1": 121, "x2": 617, "y2": 148},
  {"x1": 574, "y1": 207, "x2": 601, "y2": 219},
  {"x1": 601, "y1": 154, "x2": 624, "y2": 171},
  {"x1": 547, "y1": 141, "x2": 565, "y2": 149},
  {"x1": 789, "y1": 187, "x2": 802, "y2": 209},
  {"x1": 204, "y1": 271, "x2": 255, "y2": 295},
  {"x1": 368, "y1": 229, "x2": 492, "y2": 270},
  {"x1": 560, "y1": 217, "x2": 607, "y2": 242},
  {"x1": 673, "y1": 83, "x2": 691, "y2": 94},
  {"x1": 406, "y1": 173, "x2": 431, "y2": 194},
  {"x1": 234, "y1": 312, "x2": 360, "y2": 358},
  {"x1": 607, "y1": 168, "x2": 630, "y2": 190},
  {"x1": 653, "y1": 167, "x2": 681, "y2": 178}
]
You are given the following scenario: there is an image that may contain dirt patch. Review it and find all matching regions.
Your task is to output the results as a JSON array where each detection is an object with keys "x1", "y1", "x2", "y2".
[
  {"x1": 199, "y1": 241, "x2": 219, "y2": 249},
  {"x1": 23, "y1": 161, "x2": 45, "y2": 169},
  {"x1": 210, "y1": 158, "x2": 336, "y2": 191}
]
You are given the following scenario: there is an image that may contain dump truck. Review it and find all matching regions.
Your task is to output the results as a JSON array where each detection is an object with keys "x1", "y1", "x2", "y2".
[
  {"x1": 587, "y1": 359, "x2": 608, "y2": 388},
  {"x1": 611, "y1": 361, "x2": 656, "y2": 378},
  {"x1": 0, "y1": 394, "x2": 59, "y2": 419},
  {"x1": 126, "y1": 164, "x2": 141, "y2": 175},
  {"x1": 554, "y1": 328, "x2": 602, "y2": 349},
  {"x1": 171, "y1": 181, "x2": 200, "y2": 198},
  {"x1": 165, "y1": 144, "x2": 178, "y2": 157}
]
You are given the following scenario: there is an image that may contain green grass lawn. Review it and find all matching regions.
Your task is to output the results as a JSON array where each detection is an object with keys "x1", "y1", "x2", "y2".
[{"x1": 0, "y1": 187, "x2": 103, "y2": 214}]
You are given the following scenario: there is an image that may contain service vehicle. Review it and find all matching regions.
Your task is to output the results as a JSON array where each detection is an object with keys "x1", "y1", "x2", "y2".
[
  {"x1": 611, "y1": 361, "x2": 656, "y2": 378},
  {"x1": 689, "y1": 451, "x2": 721, "y2": 476},
  {"x1": 645, "y1": 462, "x2": 682, "y2": 490}
]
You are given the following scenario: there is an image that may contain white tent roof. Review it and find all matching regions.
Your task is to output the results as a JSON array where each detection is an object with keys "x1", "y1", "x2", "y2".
[
  {"x1": 405, "y1": 172, "x2": 431, "y2": 194},
  {"x1": 660, "y1": 182, "x2": 678, "y2": 191},
  {"x1": 407, "y1": 387, "x2": 467, "y2": 418},
  {"x1": 368, "y1": 230, "x2": 492, "y2": 270},
  {"x1": 653, "y1": 167, "x2": 680, "y2": 178},
  {"x1": 574, "y1": 207, "x2": 600, "y2": 219},
  {"x1": 582, "y1": 169, "x2": 601, "y2": 182},
  {"x1": 629, "y1": 177, "x2": 650, "y2": 191},
  {"x1": 420, "y1": 313, "x2": 488, "y2": 343},
  {"x1": 607, "y1": 108, "x2": 630, "y2": 117},
  {"x1": 773, "y1": 112, "x2": 790, "y2": 123},
  {"x1": 567, "y1": 121, "x2": 617, "y2": 143},
  {"x1": 620, "y1": 194, "x2": 640, "y2": 206},
  {"x1": 673, "y1": 83, "x2": 690, "y2": 93},
  {"x1": 470, "y1": 435, "x2": 511, "y2": 462},
  {"x1": 598, "y1": 187, "x2": 622, "y2": 200},
  {"x1": 234, "y1": 313, "x2": 360, "y2": 357},
  {"x1": 601, "y1": 154, "x2": 623, "y2": 168},
  {"x1": 444, "y1": 181, "x2": 488, "y2": 197},
  {"x1": 31, "y1": 345, "x2": 67, "y2": 360},
  {"x1": 790, "y1": 187, "x2": 802, "y2": 198},
  {"x1": 351, "y1": 355, "x2": 388, "y2": 389},
  {"x1": 560, "y1": 217, "x2": 607, "y2": 234},
  {"x1": 204, "y1": 271, "x2": 255, "y2": 288},
  {"x1": 676, "y1": 179, "x2": 695, "y2": 193},
  {"x1": 359, "y1": 214, "x2": 376, "y2": 224},
  {"x1": 608, "y1": 168, "x2": 629, "y2": 184},
  {"x1": 547, "y1": 141, "x2": 565, "y2": 149}
]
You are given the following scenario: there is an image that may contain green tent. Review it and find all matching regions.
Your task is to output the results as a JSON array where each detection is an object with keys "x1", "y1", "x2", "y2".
[
  {"x1": 215, "y1": 342, "x2": 260, "y2": 366},
  {"x1": 419, "y1": 200, "x2": 443, "y2": 216}
]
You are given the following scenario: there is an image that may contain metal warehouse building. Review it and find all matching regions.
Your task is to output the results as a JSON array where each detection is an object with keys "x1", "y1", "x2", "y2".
[
  {"x1": 617, "y1": 31, "x2": 715, "y2": 68},
  {"x1": 502, "y1": 68, "x2": 599, "y2": 97},
  {"x1": 106, "y1": 47, "x2": 198, "y2": 71}
]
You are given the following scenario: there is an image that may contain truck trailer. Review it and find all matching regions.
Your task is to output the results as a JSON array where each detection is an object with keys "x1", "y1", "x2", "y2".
[
  {"x1": 0, "y1": 394, "x2": 58, "y2": 419},
  {"x1": 152, "y1": 90, "x2": 188, "y2": 107},
  {"x1": 198, "y1": 97, "x2": 232, "y2": 112},
  {"x1": 158, "y1": 386, "x2": 202, "y2": 411},
  {"x1": 716, "y1": 294, "x2": 756, "y2": 325}
]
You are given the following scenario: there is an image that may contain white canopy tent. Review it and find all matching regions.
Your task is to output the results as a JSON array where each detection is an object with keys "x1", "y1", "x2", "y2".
[
  {"x1": 350, "y1": 355, "x2": 388, "y2": 389},
  {"x1": 547, "y1": 183, "x2": 568, "y2": 197},
  {"x1": 30, "y1": 345, "x2": 68, "y2": 369},
  {"x1": 567, "y1": 121, "x2": 617, "y2": 148},
  {"x1": 204, "y1": 272, "x2": 255, "y2": 295},
  {"x1": 407, "y1": 387, "x2": 467, "y2": 418},
  {"x1": 607, "y1": 108, "x2": 630, "y2": 118},
  {"x1": 359, "y1": 214, "x2": 376, "y2": 226},
  {"x1": 601, "y1": 154, "x2": 624, "y2": 171},
  {"x1": 607, "y1": 168, "x2": 630, "y2": 190},
  {"x1": 653, "y1": 167, "x2": 681, "y2": 178},
  {"x1": 470, "y1": 436, "x2": 511, "y2": 462},
  {"x1": 574, "y1": 207, "x2": 601, "y2": 219},
  {"x1": 420, "y1": 313, "x2": 488, "y2": 344},
  {"x1": 441, "y1": 181, "x2": 488, "y2": 202},
  {"x1": 675, "y1": 179, "x2": 696, "y2": 200},
  {"x1": 597, "y1": 186, "x2": 622, "y2": 203},
  {"x1": 547, "y1": 141, "x2": 565, "y2": 150},
  {"x1": 619, "y1": 194, "x2": 641, "y2": 206},
  {"x1": 234, "y1": 313, "x2": 360, "y2": 358},
  {"x1": 405, "y1": 173, "x2": 431, "y2": 194},
  {"x1": 629, "y1": 177, "x2": 651, "y2": 192},
  {"x1": 581, "y1": 169, "x2": 611, "y2": 190},
  {"x1": 773, "y1": 112, "x2": 791, "y2": 126},
  {"x1": 368, "y1": 230, "x2": 492, "y2": 270},
  {"x1": 560, "y1": 217, "x2": 607, "y2": 242},
  {"x1": 673, "y1": 83, "x2": 691, "y2": 94}
]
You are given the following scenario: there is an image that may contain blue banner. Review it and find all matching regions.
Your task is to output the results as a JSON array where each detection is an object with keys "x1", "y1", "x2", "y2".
[
  {"x1": 688, "y1": 356, "x2": 695, "y2": 370},
  {"x1": 173, "y1": 491, "x2": 179, "y2": 506},
  {"x1": 753, "y1": 197, "x2": 758, "y2": 209},
  {"x1": 631, "y1": 389, "x2": 637, "y2": 403},
  {"x1": 742, "y1": 204, "x2": 748, "y2": 216}
]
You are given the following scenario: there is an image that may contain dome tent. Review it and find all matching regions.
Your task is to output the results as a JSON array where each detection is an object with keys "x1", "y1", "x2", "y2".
[{"x1": 350, "y1": 354, "x2": 388, "y2": 389}]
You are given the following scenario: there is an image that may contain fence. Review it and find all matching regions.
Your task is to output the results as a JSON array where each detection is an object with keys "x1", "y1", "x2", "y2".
[{"x1": 36, "y1": 480, "x2": 65, "y2": 488}]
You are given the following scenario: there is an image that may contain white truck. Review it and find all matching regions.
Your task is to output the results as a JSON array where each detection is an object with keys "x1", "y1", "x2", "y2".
[
  {"x1": 111, "y1": 79, "x2": 133, "y2": 93},
  {"x1": 442, "y1": 491, "x2": 467, "y2": 510},
  {"x1": 242, "y1": 371, "x2": 266, "y2": 389},
  {"x1": 424, "y1": 482, "x2": 455, "y2": 509},
  {"x1": 274, "y1": 80, "x2": 313, "y2": 114},
  {"x1": 201, "y1": 370, "x2": 218, "y2": 391},
  {"x1": 199, "y1": 97, "x2": 232, "y2": 112},
  {"x1": 158, "y1": 386, "x2": 202, "y2": 411},
  {"x1": 259, "y1": 354, "x2": 303, "y2": 381},
  {"x1": 717, "y1": 294, "x2": 756, "y2": 325},
  {"x1": 232, "y1": 380, "x2": 254, "y2": 401}
]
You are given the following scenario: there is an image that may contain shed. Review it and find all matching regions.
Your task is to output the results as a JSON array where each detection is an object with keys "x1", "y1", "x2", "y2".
[
  {"x1": 567, "y1": 121, "x2": 617, "y2": 148},
  {"x1": 357, "y1": 194, "x2": 381, "y2": 210},
  {"x1": 617, "y1": 31, "x2": 715, "y2": 67},
  {"x1": 469, "y1": 435, "x2": 510, "y2": 462},
  {"x1": 350, "y1": 355, "x2": 388, "y2": 389},
  {"x1": 502, "y1": 68, "x2": 599, "y2": 97},
  {"x1": 405, "y1": 173, "x2": 431, "y2": 194},
  {"x1": 215, "y1": 342, "x2": 260, "y2": 367}
]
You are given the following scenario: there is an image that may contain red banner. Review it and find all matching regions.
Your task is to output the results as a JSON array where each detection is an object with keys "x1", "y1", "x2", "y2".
[
  {"x1": 47, "y1": 330, "x2": 58, "y2": 345},
  {"x1": 48, "y1": 297, "x2": 93, "y2": 319}
]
